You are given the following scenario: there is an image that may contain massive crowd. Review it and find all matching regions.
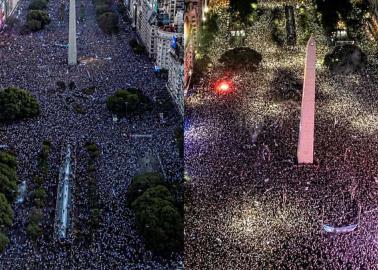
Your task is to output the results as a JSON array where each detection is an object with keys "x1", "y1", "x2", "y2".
[
  {"x1": 0, "y1": 0, "x2": 182, "y2": 268},
  {"x1": 185, "y1": 3, "x2": 378, "y2": 270}
]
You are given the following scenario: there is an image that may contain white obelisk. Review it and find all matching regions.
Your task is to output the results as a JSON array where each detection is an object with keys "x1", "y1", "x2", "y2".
[
  {"x1": 297, "y1": 35, "x2": 316, "y2": 164},
  {"x1": 68, "y1": 0, "x2": 77, "y2": 65}
]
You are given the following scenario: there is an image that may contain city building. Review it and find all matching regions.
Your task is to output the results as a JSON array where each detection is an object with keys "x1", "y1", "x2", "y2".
[
  {"x1": 167, "y1": 35, "x2": 184, "y2": 115},
  {"x1": 367, "y1": 0, "x2": 378, "y2": 40},
  {"x1": 0, "y1": 0, "x2": 5, "y2": 30},
  {"x1": 125, "y1": 0, "x2": 184, "y2": 114},
  {"x1": 184, "y1": 0, "x2": 205, "y2": 92},
  {"x1": 157, "y1": 1, "x2": 184, "y2": 114},
  {"x1": 124, "y1": 0, "x2": 157, "y2": 57},
  {"x1": 184, "y1": 0, "x2": 199, "y2": 92},
  {"x1": 0, "y1": 0, "x2": 20, "y2": 30},
  {"x1": 156, "y1": 25, "x2": 183, "y2": 69},
  {"x1": 369, "y1": 0, "x2": 378, "y2": 15},
  {"x1": 125, "y1": 0, "x2": 184, "y2": 59}
]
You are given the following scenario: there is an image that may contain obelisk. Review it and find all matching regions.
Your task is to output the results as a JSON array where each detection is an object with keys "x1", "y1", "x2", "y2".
[
  {"x1": 68, "y1": 0, "x2": 77, "y2": 65},
  {"x1": 297, "y1": 35, "x2": 316, "y2": 164}
]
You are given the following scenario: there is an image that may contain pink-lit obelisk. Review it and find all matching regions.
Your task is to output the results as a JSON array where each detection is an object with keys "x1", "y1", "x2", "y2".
[{"x1": 297, "y1": 35, "x2": 316, "y2": 164}]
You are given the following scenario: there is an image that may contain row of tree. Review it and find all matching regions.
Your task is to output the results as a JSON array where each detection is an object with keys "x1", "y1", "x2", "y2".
[
  {"x1": 127, "y1": 173, "x2": 183, "y2": 257},
  {"x1": 314, "y1": 0, "x2": 368, "y2": 38},
  {"x1": 26, "y1": 141, "x2": 51, "y2": 240},
  {"x1": 76, "y1": 143, "x2": 101, "y2": 243},
  {"x1": 228, "y1": 0, "x2": 368, "y2": 40},
  {"x1": 0, "y1": 152, "x2": 19, "y2": 252}
]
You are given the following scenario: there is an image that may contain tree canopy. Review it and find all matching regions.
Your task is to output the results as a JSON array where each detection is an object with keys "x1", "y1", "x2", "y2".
[
  {"x1": 0, "y1": 232, "x2": 9, "y2": 253},
  {"x1": 270, "y1": 69, "x2": 302, "y2": 101},
  {"x1": 131, "y1": 185, "x2": 183, "y2": 255},
  {"x1": 106, "y1": 88, "x2": 151, "y2": 117},
  {"x1": 197, "y1": 12, "x2": 219, "y2": 55},
  {"x1": 0, "y1": 152, "x2": 18, "y2": 202},
  {"x1": 94, "y1": 0, "x2": 119, "y2": 34},
  {"x1": 314, "y1": 0, "x2": 368, "y2": 37},
  {"x1": 219, "y1": 47, "x2": 262, "y2": 71},
  {"x1": 230, "y1": 0, "x2": 258, "y2": 24},
  {"x1": 324, "y1": 44, "x2": 367, "y2": 74},
  {"x1": 98, "y1": 12, "x2": 119, "y2": 34},
  {"x1": 127, "y1": 173, "x2": 183, "y2": 256},
  {"x1": 127, "y1": 173, "x2": 164, "y2": 205},
  {"x1": 28, "y1": 0, "x2": 47, "y2": 10},
  {"x1": 0, "y1": 193, "x2": 13, "y2": 228},
  {"x1": 26, "y1": 209, "x2": 43, "y2": 240},
  {"x1": 0, "y1": 151, "x2": 17, "y2": 253},
  {"x1": 0, "y1": 87, "x2": 40, "y2": 123}
]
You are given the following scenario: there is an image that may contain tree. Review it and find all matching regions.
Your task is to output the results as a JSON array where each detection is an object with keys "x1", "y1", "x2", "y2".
[
  {"x1": 270, "y1": 69, "x2": 302, "y2": 101},
  {"x1": 106, "y1": 88, "x2": 151, "y2": 117},
  {"x1": 197, "y1": 12, "x2": 219, "y2": 55},
  {"x1": 0, "y1": 166, "x2": 18, "y2": 203},
  {"x1": 191, "y1": 55, "x2": 211, "y2": 85},
  {"x1": 230, "y1": 0, "x2": 257, "y2": 24},
  {"x1": 129, "y1": 39, "x2": 146, "y2": 55},
  {"x1": 26, "y1": 209, "x2": 42, "y2": 240},
  {"x1": 131, "y1": 185, "x2": 183, "y2": 255},
  {"x1": 298, "y1": 5, "x2": 311, "y2": 44},
  {"x1": 271, "y1": 7, "x2": 285, "y2": 46},
  {"x1": 26, "y1": 222, "x2": 42, "y2": 240},
  {"x1": 314, "y1": 0, "x2": 367, "y2": 36},
  {"x1": 0, "y1": 232, "x2": 9, "y2": 252},
  {"x1": 89, "y1": 208, "x2": 101, "y2": 228},
  {"x1": 29, "y1": 209, "x2": 42, "y2": 224},
  {"x1": 219, "y1": 47, "x2": 262, "y2": 71},
  {"x1": 28, "y1": 0, "x2": 48, "y2": 10},
  {"x1": 346, "y1": 1, "x2": 369, "y2": 39},
  {"x1": 95, "y1": 4, "x2": 112, "y2": 16},
  {"x1": 32, "y1": 187, "x2": 47, "y2": 207},
  {"x1": 97, "y1": 12, "x2": 119, "y2": 34},
  {"x1": 0, "y1": 88, "x2": 40, "y2": 123},
  {"x1": 25, "y1": 19, "x2": 42, "y2": 32},
  {"x1": 0, "y1": 152, "x2": 17, "y2": 170},
  {"x1": 324, "y1": 44, "x2": 367, "y2": 74},
  {"x1": 0, "y1": 193, "x2": 13, "y2": 229},
  {"x1": 85, "y1": 143, "x2": 100, "y2": 159},
  {"x1": 56, "y1": 81, "x2": 66, "y2": 90},
  {"x1": 26, "y1": 10, "x2": 50, "y2": 26},
  {"x1": 94, "y1": 0, "x2": 112, "y2": 6},
  {"x1": 127, "y1": 173, "x2": 164, "y2": 205},
  {"x1": 0, "y1": 152, "x2": 18, "y2": 203}
]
